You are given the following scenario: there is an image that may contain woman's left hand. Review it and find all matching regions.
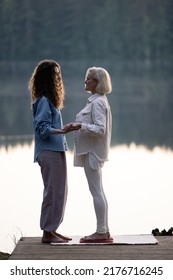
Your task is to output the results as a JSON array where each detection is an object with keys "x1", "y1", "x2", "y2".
[{"x1": 63, "y1": 123, "x2": 81, "y2": 133}]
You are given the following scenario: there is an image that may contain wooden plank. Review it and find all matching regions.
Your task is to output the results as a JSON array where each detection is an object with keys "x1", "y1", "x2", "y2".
[{"x1": 9, "y1": 236, "x2": 173, "y2": 260}]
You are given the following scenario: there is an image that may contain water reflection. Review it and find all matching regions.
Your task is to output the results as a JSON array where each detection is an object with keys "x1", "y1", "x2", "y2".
[
  {"x1": 0, "y1": 61, "x2": 173, "y2": 149},
  {"x1": 0, "y1": 143, "x2": 173, "y2": 253}
]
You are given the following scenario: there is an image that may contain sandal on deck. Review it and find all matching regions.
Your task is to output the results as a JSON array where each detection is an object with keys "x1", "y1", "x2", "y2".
[
  {"x1": 79, "y1": 232, "x2": 114, "y2": 244},
  {"x1": 80, "y1": 237, "x2": 113, "y2": 243}
]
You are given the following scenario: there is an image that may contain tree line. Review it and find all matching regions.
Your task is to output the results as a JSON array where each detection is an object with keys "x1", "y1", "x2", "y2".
[{"x1": 0, "y1": 0, "x2": 173, "y2": 63}]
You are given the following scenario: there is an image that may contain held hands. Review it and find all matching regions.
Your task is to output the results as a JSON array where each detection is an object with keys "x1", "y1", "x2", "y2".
[
  {"x1": 62, "y1": 123, "x2": 81, "y2": 134},
  {"x1": 53, "y1": 123, "x2": 81, "y2": 134}
]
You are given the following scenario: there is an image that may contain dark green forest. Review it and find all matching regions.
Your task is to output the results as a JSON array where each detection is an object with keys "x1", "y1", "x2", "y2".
[
  {"x1": 0, "y1": 0, "x2": 173, "y2": 62},
  {"x1": 0, "y1": 0, "x2": 173, "y2": 148}
]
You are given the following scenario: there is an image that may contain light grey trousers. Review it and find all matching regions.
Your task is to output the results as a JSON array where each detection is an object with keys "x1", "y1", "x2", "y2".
[
  {"x1": 83, "y1": 154, "x2": 109, "y2": 234},
  {"x1": 38, "y1": 151, "x2": 67, "y2": 232}
]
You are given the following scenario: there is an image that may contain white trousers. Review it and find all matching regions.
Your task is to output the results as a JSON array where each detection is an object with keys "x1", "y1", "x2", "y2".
[{"x1": 83, "y1": 153, "x2": 109, "y2": 234}]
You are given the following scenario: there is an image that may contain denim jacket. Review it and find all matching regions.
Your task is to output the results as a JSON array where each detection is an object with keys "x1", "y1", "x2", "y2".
[{"x1": 32, "y1": 96, "x2": 68, "y2": 162}]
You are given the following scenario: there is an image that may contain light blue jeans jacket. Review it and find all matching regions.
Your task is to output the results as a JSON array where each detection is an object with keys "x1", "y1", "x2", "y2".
[{"x1": 32, "y1": 96, "x2": 67, "y2": 162}]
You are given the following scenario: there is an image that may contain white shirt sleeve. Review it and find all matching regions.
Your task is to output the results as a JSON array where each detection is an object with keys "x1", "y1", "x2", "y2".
[{"x1": 80, "y1": 100, "x2": 106, "y2": 136}]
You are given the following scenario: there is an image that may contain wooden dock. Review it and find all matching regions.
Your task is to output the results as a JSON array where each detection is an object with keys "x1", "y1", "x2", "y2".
[{"x1": 9, "y1": 236, "x2": 173, "y2": 260}]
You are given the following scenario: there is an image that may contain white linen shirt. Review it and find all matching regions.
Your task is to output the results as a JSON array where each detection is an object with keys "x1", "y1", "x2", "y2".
[{"x1": 74, "y1": 93, "x2": 112, "y2": 169}]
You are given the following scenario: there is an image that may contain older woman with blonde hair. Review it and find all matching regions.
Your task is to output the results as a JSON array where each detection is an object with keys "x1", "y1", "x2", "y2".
[{"x1": 68, "y1": 66, "x2": 113, "y2": 243}]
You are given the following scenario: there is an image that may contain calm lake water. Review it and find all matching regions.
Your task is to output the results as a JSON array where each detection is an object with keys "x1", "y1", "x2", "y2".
[{"x1": 0, "y1": 142, "x2": 173, "y2": 253}]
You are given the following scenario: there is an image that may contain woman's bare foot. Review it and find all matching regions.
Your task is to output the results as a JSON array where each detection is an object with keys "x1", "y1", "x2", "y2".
[
  {"x1": 53, "y1": 231, "x2": 72, "y2": 241},
  {"x1": 42, "y1": 231, "x2": 68, "y2": 243}
]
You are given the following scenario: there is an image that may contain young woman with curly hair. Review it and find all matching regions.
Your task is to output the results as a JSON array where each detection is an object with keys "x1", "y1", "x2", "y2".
[{"x1": 28, "y1": 60, "x2": 74, "y2": 244}]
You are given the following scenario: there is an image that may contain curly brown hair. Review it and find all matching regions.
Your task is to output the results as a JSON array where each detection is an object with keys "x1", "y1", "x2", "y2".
[{"x1": 28, "y1": 60, "x2": 64, "y2": 109}]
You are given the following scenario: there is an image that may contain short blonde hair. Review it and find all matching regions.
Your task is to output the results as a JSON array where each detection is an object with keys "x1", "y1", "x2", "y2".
[{"x1": 86, "y1": 67, "x2": 112, "y2": 94}]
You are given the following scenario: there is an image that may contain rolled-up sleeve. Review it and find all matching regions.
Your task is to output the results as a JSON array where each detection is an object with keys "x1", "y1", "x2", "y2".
[
  {"x1": 80, "y1": 101, "x2": 106, "y2": 136},
  {"x1": 33, "y1": 98, "x2": 54, "y2": 140}
]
